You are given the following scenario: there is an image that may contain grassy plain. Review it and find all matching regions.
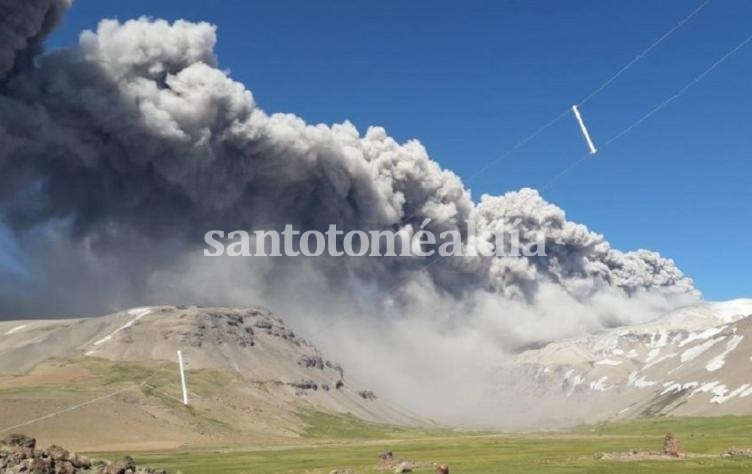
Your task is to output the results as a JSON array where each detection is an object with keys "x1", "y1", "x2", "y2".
[{"x1": 93, "y1": 415, "x2": 752, "y2": 474}]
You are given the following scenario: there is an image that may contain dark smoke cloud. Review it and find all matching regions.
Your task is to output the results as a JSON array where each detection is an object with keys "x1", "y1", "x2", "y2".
[
  {"x1": 0, "y1": 10, "x2": 697, "y2": 324},
  {"x1": 0, "y1": 0, "x2": 70, "y2": 80}
]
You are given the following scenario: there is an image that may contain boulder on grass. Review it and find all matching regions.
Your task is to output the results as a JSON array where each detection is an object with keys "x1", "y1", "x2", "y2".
[
  {"x1": 108, "y1": 455, "x2": 136, "y2": 474},
  {"x1": 2, "y1": 434, "x2": 36, "y2": 449},
  {"x1": 394, "y1": 461, "x2": 412, "y2": 473},
  {"x1": 663, "y1": 432, "x2": 685, "y2": 458}
]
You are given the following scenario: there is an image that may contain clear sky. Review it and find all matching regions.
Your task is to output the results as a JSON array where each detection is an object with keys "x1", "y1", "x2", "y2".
[{"x1": 40, "y1": 0, "x2": 752, "y2": 301}]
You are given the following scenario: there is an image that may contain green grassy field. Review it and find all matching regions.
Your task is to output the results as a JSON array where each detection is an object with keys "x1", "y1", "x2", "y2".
[{"x1": 90, "y1": 415, "x2": 752, "y2": 474}]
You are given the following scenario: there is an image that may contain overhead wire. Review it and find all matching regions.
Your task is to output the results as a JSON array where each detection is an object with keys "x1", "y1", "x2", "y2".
[
  {"x1": 577, "y1": 0, "x2": 713, "y2": 107},
  {"x1": 0, "y1": 366, "x2": 186, "y2": 433},
  {"x1": 543, "y1": 25, "x2": 752, "y2": 191},
  {"x1": 466, "y1": 0, "x2": 713, "y2": 179},
  {"x1": 605, "y1": 28, "x2": 752, "y2": 147},
  {"x1": 288, "y1": 2, "x2": 735, "y2": 347}
]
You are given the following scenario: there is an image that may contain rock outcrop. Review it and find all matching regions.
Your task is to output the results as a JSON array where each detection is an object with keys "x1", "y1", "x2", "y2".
[
  {"x1": 663, "y1": 432, "x2": 685, "y2": 458},
  {"x1": 0, "y1": 434, "x2": 165, "y2": 474}
]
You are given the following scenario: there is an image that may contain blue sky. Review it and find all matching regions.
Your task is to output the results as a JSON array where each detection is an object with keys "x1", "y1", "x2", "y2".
[{"x1": 39, "y1": 0, "x2": 752, "y2": 300}]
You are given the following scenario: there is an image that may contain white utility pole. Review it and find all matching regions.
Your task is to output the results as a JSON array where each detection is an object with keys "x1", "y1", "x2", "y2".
[
  {"x1": 572, "y1": 105, "x2": 598, "y2": 155},
  {"x1": 177, "y1": 350, "x2": 189, "y2": 405}
]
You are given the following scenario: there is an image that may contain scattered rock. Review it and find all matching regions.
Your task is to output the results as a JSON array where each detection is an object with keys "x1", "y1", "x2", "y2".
[
  {"x1": 0, "y1": 435, "x2": 165, "y2": 473},
  {"x1": 299, "y1": 355, "x2": 325, "y2": 369},
  {"x1": 325, "y1": 361, "x2": 344, "y2": 377},
  {"x1": 358, "y1": 390, "x2": 377, "y2": 400},
  {"x1": 107, "y1": 456, "x2": 136, "y2": 474},
  {"x1": 394, "y1": 461, "x2": 412, "y2": 473},
  {"x1": 435, "y1": 463, "x2": 449, "y2": 474},
  {"x1": 3, "y1": 433, "x2": 36, "y2": 449},
  {"x1": 594, "y1": 432, "x2": 687, "y2": 462},
  {"x1": 722, "y1": 447, "x2": 752, "y2": 458},
  {"x1": 47, "y1": 444, "x2": 70, "y2": 461},
  {"x1": 289, "y1": 379, "x2": 318, "y2": 391},
  {"x1": 378, "y1": 452, "x2": 394, "y2": 463},
  {"x1": 376, "y1": 451, "x2": 433, "y2": 472},
  {"x1": 329, "y1": 470, "x2": 354, "y2": 474}
]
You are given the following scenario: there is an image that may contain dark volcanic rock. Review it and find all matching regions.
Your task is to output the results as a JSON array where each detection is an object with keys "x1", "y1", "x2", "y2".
[
  {"x1": 358, "y1": 390, "x2": 377, "y2": 400},
  {"x1": 299, "y1": 355, "x2": 325, "y2": 369},
  {"x1": 290, "y1": 379, "x2": 319, "y2": 391}
]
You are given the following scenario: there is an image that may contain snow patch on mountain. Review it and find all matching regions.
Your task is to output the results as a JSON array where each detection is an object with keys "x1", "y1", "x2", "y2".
[
  {"x1": 595, "y1": 359, "x2": 622, "y2": 366},
  {"x1": 491, "y1": 299, "x2": 752, "y2": 428},
  {"x1": 706, "y1": 335, "x2": 744, "y2": 372}
]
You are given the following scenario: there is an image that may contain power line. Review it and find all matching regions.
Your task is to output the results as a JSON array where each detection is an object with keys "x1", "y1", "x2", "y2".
[
  {"x1": 540, "y1": 26, "x2": 752, "y2": 191},
  {"x1": 471, "y1": 0, "x2": 713, "y2": 177},
  {"x1": 606, "y1": 28, "x2": 752, "y2": 146},
  {"x1": 0, "y1": 385, "x2": 137, "y2": 433},
  {"x1": 464, "y1": 107, "x2": 572, "y2": 182},
  {"x1": 0, "y1": 369, "x2": 175, "y2": 433},
  {"x1": 299, "y1": 3, "x2": 728, "y2": 343},
  {"x1": 578, "y1": 0, "x2": 713, "y2": 107}
]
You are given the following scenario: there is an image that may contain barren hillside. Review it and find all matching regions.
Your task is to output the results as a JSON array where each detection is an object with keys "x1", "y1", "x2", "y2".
[{"x1": 0, "y1": 306, "x2": 420, "y2": 451}]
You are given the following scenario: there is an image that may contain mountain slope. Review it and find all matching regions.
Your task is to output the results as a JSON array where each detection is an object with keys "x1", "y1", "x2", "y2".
[
  {"x1": 0, "y1": 306, "x2": 420, "y2": 450},
  {"x1": 491, "y1": 299, "x2": 752, "y2": 428}
]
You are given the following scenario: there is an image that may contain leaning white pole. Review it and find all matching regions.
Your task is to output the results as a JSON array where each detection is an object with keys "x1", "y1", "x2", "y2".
[
  {"x1": 177, "y1": 350, "x2": 188, "y2": 405},
  {"x1": 572, "y1": 105, "x2": 598, "y2": 155}
]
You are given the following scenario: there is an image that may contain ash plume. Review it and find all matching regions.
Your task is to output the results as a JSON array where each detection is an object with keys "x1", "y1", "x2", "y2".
[
  {"x1": 0, "y1": 5, "x2": 700, "y2": 420},
  {"x1": 0, "y1": 0, "x2": 70, "y2": 80}
]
